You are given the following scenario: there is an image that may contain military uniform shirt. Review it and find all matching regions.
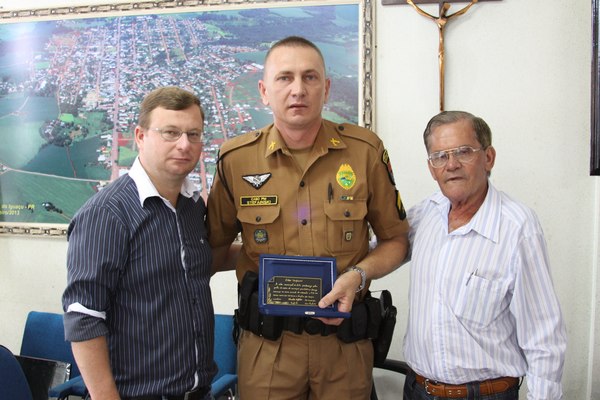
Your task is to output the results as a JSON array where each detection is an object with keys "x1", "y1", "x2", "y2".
[{"x1": 208, "y1": 119, "x2": 408, "y2": 282}]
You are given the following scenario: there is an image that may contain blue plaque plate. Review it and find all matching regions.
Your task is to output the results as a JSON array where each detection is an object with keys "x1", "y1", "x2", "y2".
[{"x1": 258, "y1": 254, "x2": 351, "y2": 318}]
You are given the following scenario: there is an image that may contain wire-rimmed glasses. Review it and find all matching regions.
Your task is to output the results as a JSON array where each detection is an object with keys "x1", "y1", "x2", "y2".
[
  {"x1": 147, "y1": 127, "x2": 203, "y2": 143},
  {"x1": 428, "y1": 145, "x2": 483, "y2": 168}
]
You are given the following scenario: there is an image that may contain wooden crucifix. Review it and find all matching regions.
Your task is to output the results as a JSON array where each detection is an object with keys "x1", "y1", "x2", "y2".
[{"x1": 406, "y1": 0, "x2": 478, "y2": 111}]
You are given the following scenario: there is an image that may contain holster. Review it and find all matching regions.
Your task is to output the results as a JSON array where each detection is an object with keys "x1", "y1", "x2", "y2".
[
  {"x1": 335, "y1": 291, "x2": 385, "y2": 344},
  {"x1": 372, "y1": 289, "x2": 397, "y2": 367}
]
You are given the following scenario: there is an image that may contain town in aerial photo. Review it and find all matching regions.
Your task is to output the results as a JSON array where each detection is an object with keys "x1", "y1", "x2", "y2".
[{"x1": 0, "y1": 3, "x2": 360, "y2": 225}]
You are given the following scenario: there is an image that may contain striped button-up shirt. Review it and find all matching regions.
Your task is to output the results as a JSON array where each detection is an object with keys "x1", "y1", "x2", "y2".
[
  {"x1": 404, "y1": 183, "x2": 566, "y2": 400},
  {"x1": 63, "y1": 158, "x2": 216, "y2": 397}
]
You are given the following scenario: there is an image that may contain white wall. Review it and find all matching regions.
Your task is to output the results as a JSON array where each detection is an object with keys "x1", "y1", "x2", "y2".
[
  {"x1": 0, "y1": 0, "x2": 598, "y2": 399},
  {"x1": 373, "y1": 0, "x2": 597, "y2": 398}
]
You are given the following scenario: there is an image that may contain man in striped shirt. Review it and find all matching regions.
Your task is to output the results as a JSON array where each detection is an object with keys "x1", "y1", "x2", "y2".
[
  {"x1": 62, "y1": 87, "x2": 216, "y2": 400},
  {"x1": 403, "y1": 111, "x2": 566, "y2": 400}
]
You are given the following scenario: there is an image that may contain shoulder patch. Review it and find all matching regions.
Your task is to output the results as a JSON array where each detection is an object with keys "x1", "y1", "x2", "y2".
[{"x1": 382, "y1": 149, "x2": 395, "y2": 185}]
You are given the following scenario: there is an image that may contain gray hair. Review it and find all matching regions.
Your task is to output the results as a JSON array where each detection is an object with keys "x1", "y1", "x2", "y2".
[{"x1": 423, "y1": 111, "x2": 492, "y2": 151}]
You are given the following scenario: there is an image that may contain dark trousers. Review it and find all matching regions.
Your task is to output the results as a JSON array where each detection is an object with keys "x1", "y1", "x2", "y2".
[{"x1": 403, "y1": 370, "x2": 519, "y2": 400}]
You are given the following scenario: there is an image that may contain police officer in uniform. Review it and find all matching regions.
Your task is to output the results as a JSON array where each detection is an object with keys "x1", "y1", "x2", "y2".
[{"x1": 207, "y1": 36, "x2": 409, "y2": 400}]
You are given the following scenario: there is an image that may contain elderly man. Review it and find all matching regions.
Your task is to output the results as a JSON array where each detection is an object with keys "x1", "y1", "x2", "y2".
[{"x1": 404, "y1": 111, "x2": 566, "y2": 400}]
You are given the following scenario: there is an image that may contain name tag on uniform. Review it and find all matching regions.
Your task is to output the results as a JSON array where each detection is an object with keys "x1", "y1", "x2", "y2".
[{"x1": 240, "y1": 195, "x2": 278, "y2": 206}]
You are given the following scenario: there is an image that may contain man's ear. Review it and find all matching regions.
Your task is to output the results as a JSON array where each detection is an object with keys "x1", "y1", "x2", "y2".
[
  {"x1": 324, "y1": 77, "x2": 331, "y2": 104},
  {"x1": 258, "y1": 80, "x2": 269, "y2": 106},
  {"x1": 485, "y1": 145, "x2": 496, "y2": 174},
  {"x1": 134, "y1": 125, "x2": 144, "y2": 149}
]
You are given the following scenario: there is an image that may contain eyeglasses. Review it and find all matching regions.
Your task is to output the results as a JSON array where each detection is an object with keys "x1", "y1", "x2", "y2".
[
  {"x1": 428, "y1": 145, "x2": 483, "y2": 168},
  {"x1": 147, "y1": 127, "x2": 203, "y2": 143}
]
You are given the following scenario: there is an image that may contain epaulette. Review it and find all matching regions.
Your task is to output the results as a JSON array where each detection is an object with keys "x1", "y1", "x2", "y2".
[
  {"x1": 329, "y1": 121, "x2": 382, "y2": 150},
  {"x1": 218, "y1": 129, "x2": 265, "y2": 158}
]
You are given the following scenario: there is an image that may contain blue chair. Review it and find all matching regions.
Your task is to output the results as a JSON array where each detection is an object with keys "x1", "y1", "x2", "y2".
[
  {"x1": 0, "y1": 344, "x2": 34, "y2": 400},
  {"x1": 20, "y1": 311, "x2": 79, "y2": 378},
  {"x1": 19, "y1": 311, "x2": 86, "y2": 399},
  {"x1": 49, "y1": 374, "x2": 86, "y2": 400},
  {"x1": 21, "y1": 312, "x2": 238, "y2": 399},
  {"x1": 53, "y1": 314, "x2": 239, "y2": 399},
  {"x1": 212, "y1": 314, "x2": 237, "y2": 399}
]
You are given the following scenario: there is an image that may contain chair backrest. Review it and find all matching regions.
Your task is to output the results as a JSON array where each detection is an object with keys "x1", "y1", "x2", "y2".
[
  {"x1": 0, "y1": 345, "x2": 33, "y2": 400},
  {"x1": 212, "y1": 314, "x2": 236, "y2": 383},
  {"x1": 20, "y1": 311, "x2": 80, "y2": 378}
]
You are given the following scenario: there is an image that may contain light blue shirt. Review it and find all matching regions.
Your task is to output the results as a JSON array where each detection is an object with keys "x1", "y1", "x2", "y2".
[{"x1": 404, "y1": 183, "x2": 566, "y2": 400}]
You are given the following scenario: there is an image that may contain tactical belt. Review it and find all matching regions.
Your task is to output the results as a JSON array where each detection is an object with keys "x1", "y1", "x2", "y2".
[
  {"x1": 235, "y1": 270, "x2": 396, "y2": 355},
  {"x1": 282, "y1": 316, "x2": 338, "y2": 336}
]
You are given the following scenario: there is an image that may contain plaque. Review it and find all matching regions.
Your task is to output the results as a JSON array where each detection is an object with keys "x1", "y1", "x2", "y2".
[{"x1": 258, "y1": 254, "x2": 351, "y2": 318}]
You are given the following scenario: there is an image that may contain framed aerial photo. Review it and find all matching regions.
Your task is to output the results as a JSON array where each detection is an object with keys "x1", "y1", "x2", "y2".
[
  {"x1": 592, "y1": 0, "x2": 600, "y2": 176},
  {"x1": 0, "y1": 0, "x2": 374, "y2": 236}
]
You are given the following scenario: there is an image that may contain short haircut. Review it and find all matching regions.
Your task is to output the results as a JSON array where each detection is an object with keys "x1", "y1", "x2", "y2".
[
  {"x1": 423, "y1": 111, "x2": 492, "y2": 151},
  {"x1": 264, "y1": 36, "x2": 326, "y2": 71},
  {"x1": 138, "y1": 86, "x2": 204, "y2": 128}
]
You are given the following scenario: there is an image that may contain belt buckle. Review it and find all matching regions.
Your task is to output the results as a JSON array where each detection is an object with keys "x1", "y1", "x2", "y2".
[{"x1": 424, "y1": 379, "x2": 434, "y2": 395}]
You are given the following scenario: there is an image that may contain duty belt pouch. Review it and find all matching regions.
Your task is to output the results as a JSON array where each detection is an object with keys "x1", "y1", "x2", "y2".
[
  {"x1": 261, "y1": 314, "x2": 283, "y2": 341},
  {"x1": 337, "y1": 302, "x2": 369, "y2": 343},
  {"x1": 247, "y1": 291, "x2": 261, "y2": 335},
  {"x1": 364, "y1": 294, "x2": 382, "y2": 339},
  {"x1": 237, "y1": 271, "x2": 259, "y2": 331},
  {"x1": 372, "y1": 290, "x2": 397, "y2": 367},
  {"x1": 236, "y1": 270, "x2": 284, "y2": 341}
]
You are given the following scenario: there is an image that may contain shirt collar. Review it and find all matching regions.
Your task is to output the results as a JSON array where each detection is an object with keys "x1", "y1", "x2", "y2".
[
  {"x1": 430, "y1": 182, "x2": 500, "y2": 242},
  {"x1": 263, "y1": 121, "x2": 347, "y2": 158},
  {"x1": 128, "y1": 157, "x2": 200, "y2": 208}
]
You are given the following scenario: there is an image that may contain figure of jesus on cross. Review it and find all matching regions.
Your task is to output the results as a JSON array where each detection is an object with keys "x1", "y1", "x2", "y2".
[{"x1": 407, "y1": 0, "x2": 478, "y2": 111}]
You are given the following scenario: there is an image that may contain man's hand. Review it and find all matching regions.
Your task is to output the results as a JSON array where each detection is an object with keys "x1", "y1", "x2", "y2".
[{"x1": 316, "y1": 268, "x2": 362, "y2": 326}]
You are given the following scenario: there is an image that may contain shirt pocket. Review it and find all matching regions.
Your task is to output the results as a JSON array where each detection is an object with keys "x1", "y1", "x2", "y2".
[
  {"x1": 451, "y1": 273, "x2": 507, "y2": 328},
  {"x1": 237, "y1": 205, "x2": 284, "y2": 259},
  {"x1": 323, "y1": 201, "x2": 368, "y2": 255}
]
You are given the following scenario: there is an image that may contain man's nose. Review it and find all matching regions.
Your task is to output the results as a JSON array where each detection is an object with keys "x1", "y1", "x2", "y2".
[
  {"x1": 176, "y1": 133, "x2": 193, "y2": 148},
  {"x1": 291, "y1": 79, "x2": 306, "y2": 96}
]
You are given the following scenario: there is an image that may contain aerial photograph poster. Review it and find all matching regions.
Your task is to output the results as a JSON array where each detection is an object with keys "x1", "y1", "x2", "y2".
[{"x1": 0, "y1": 0, "x2": 370, "y2": 235}]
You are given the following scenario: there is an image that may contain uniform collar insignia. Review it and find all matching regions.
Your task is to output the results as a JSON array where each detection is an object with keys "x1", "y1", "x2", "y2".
[
  {"x1": 329, "y1": 137, "x2": 340, "y2": 146},
  {"x1": 269, "y1": 141, "x2": 277, "y2": 151},
  {"x1": 242, "y1": 173, "x2": 272, "y2": 189}
]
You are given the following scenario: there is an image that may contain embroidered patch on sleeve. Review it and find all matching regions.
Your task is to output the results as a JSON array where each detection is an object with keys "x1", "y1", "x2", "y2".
[
  {"x1": 396, "y1": 190, "x2": 406, "y2": 220},
  {"x1": 382, "y1": 149, "x2": 395, "y2": 185}
]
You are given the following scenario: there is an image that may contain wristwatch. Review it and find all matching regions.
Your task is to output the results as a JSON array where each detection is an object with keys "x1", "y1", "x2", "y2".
[{"x1": 344, "y1": 265, "x2": 366, "y2": 292}]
